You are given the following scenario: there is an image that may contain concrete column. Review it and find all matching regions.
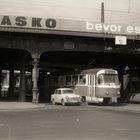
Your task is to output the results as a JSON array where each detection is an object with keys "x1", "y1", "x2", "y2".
[
  {"x1": 32, "y1": 58, "x2": 39, "y2": 104},
  {"x1": 18, "y1": 65, "x2": 26, "y2": 102},
  {"x1": 8, "y1": 68, "x2": 14, "y2": 100}
]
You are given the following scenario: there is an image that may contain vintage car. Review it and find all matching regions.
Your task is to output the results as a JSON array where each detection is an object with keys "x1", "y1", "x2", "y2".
[
  {"x1": 129, "y1": 93, "x2": 140, "y2": 103},
  {"x1": 51, "y1": 88, "x2": 82, "y2": 106}
]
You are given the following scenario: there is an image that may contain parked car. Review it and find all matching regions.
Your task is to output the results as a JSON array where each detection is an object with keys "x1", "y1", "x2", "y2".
[
  {"x1": 51, "y1": 88, "x2": 82, "y2": 106},
  {"x1": 129, "y1": 93, "x2": 140, "y2": 103}
]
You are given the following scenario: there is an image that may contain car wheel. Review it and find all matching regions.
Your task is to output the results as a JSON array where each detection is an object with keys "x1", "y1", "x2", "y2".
[
  {"x1": 77, "y1": 103, "x2": 81, "y2": 106},
  {"x1": 52, "y1": 99, "x2": 56, "y2": 105},
  {"x1": 61, "y1": 99, "x2": 66, "y2": 106}
]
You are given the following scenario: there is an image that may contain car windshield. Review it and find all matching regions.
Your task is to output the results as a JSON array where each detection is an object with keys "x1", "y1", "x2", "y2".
[{"x1": 62, "y1": 90, "x2": 74, "y2": 94}]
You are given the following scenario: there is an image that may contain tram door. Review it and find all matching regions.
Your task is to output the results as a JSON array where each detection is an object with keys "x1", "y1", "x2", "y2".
[{"x1": 88, "y1": 75, "x2": 95, "y2": 101}]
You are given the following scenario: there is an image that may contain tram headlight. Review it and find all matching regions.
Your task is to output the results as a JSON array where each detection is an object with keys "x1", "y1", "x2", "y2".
[
  {"x1": 117, "y1": 91, "x2": 120, "y2": 95},
  {"x1": 105, "y1": 92, "x2": 109, "y2": 96}
]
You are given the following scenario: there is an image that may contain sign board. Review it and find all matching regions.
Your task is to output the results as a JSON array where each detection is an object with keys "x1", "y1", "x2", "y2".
[
  {"x1": 115, "y1": 36, "x2": 127, "y2": 45},
  {"x1": 0, "y1": 15, "x2": 140, "y2": 36}
]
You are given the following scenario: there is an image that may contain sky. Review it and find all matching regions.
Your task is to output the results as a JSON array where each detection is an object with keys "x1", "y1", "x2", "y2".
[{"x1": 0, "y1": 0, "x2": 140, "y2": 24}]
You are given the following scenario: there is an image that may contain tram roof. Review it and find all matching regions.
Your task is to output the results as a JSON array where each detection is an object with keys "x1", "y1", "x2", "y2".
[{"x1": 80, "y1": 68, "x2": 118, "y2": 75}]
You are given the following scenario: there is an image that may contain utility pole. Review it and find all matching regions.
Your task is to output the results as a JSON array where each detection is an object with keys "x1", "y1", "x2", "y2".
[{"x1": 101, "y1": 2, "x2": 105, "y2": 23}]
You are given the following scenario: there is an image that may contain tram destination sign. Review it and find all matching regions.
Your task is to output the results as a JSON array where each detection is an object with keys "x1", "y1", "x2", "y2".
[{"x1": 0, "y1": 15, "x2": 140, "y2": 36}]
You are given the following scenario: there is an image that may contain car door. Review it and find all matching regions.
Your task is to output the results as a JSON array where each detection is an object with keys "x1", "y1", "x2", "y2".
[
  {"x1": 53, "y1": 89, "x2": 58, "y2": 102},
  {"x1": 57, "y1": 90, "x2": 62, "y2": 103}
]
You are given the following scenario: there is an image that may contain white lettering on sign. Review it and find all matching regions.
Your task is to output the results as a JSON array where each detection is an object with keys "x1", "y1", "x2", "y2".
[
  {"x1": 126, "y1": 26, "x2": 140, "y2": 34},
  {"x1": 95, "y1": 24, "x2": 102, "y2": 31},
  {"x1": 86, "y1": 21, "x2": 122, "y2": 33},
  {"x1": 135, "y1": 26, "x2": 140, "y2": 34},
  {"x1": 103, "y1": 24, "x2": 110, "y2": 31},
  {"x1": 126, "y1": 26, "x2": 133, "y2": 33},
  {"x1": 86, "y1": 21, "x2": 140, "y2": 35},
  {"x1": 0, "y1": 15, "x2": 140, "y2": 36}
]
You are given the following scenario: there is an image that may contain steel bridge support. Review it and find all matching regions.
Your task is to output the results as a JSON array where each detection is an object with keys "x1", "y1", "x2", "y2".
[{"x1": 32, "y1": 57, "x2": 39, "y2": 104}]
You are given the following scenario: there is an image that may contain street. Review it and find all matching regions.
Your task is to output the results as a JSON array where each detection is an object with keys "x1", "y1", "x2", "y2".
[{"x1": 0, "y1": 104, "x2": 140, "y2": 140}]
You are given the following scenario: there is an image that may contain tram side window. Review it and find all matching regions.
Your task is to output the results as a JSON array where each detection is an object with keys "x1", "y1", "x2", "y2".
[
  {"x1": 98, "y1": 75, "x2": 104, "y2": 85},
  {"x1": 79, "y1": 75, "x2": 86, "y2": 85},
  {"x1": 72, "y1": 75, "x2": 78, "y2": 85},
  {"x1": 66, "y1": 76, "x2": 71, "y2": 85}
]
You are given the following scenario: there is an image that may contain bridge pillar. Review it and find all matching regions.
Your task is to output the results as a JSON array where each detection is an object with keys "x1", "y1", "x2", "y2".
[
  {"x1": 18, "y1": 64, "x2": 26, "y2": 102},
  {"x1": 0, "y1": 69, "x2": 1, "y2": 98},
  {"x1": 32, "y1": 57, "x2": 39, "y2": 104},
  {"x1": 8, "y1": 67, "x2": 15, "y2": 100}
]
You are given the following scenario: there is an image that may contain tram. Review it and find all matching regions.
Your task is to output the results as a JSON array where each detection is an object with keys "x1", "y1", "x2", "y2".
[{"x1": 46, "y1": 68, "x2": 121, "y2": 104}]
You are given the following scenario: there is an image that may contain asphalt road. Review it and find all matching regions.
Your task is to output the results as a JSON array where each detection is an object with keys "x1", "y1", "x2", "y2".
[{"x1": 0, "y1": 104, "x2": 140, "y2": 140}]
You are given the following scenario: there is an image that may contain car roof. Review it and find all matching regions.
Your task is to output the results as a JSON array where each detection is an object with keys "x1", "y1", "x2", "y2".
[{"x1": 56, "y1": 88, "x2": 73, "y2": 90}]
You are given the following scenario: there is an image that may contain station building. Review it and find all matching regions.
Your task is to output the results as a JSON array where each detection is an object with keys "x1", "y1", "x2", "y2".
[{"x1": 0, "y1": 0, "x2": 140, "y2": 103}]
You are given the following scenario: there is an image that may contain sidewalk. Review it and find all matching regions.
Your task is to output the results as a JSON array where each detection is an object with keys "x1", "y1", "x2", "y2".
[
  {"x1": 0, "y1": 101, "x2": 46, "y2": 111},
  {"x1": 111, "y1": 103, "x2": 140, "y2": 113},
  {"x1": 0, "y1": 101, "x2": 140, "y2": 112},
  {"x1": 92, "y1": 103, "x2": 140, "y2": 113}
]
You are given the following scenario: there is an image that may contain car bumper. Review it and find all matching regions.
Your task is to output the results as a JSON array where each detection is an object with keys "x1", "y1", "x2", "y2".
[{"x1": 65, "y1": 101, "x2": 81, "y2": 105}]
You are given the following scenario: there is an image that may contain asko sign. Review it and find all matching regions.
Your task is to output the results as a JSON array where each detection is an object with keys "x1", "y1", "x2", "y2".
[
  {"x1": 1, "y1": 15, "x2": 140, "y2": 36},
  {"x1": 0, "y1": 15, "x2": 58, "y2": 29}
]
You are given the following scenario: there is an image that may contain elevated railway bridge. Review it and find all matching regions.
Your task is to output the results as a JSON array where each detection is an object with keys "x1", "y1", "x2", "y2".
[{"x1": 0, "y1": 15, "x2": 140, "y2": 103}]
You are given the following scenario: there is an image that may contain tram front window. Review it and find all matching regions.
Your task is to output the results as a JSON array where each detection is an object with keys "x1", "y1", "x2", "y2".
[{"x1": 98, "y1": 74, "x2": 119, "y2": 85}]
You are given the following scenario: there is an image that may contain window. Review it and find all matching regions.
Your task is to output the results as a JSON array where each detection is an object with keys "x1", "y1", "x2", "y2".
[
  {"x1": 98, "y1": 74, "x2": 119, "y2": 85},
  {"x1": 66, "y1": 76, "x2": 71, "y2": 85},
  {"x1": 54, "y1": 90, "x2": 58, "y2": 94},
  {"x1": 62, "y1": 89, "x2": 74, "y2": 94},
  {"x1": 98, "y1": 75, "x2": 104, "y2": 85},
  {"x1": 103, "y1": 74, "x2": 119, "y2": 84},
  {"x1": 72, "y1": 75, "x2": 78, "y2": 85},
  {"x1": 79, "y1": 75, "x2": 86, "y2": 85},
  {"x1": 58, "y1": 90, "x2": 61, "y2": 94}
]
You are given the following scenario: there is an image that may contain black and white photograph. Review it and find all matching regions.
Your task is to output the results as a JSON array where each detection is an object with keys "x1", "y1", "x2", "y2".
[{"x1": 0, "y1": 0, "x2": 140, "y2": 140}]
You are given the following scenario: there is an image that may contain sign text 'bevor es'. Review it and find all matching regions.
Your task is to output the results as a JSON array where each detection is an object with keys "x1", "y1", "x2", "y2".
[
  {"x1": 1, "y1": 15, "x2": 140, "y2": 36},
  {"x1": 86, "y1": 21, "x2": 140, "y2": 34}
]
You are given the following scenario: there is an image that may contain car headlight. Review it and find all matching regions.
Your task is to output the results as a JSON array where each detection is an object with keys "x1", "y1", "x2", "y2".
[
  {"x1": 65, "y1": 96, "x2": 69, "y2": 102},
  {"x1": 79, "y1": 96, "x2": 82, "y2": 101}
]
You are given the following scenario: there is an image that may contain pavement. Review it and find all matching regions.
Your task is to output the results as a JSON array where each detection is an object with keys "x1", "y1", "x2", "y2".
[
  {"x1": 0, "y1": 101, "x2": 140, "y2": 113},
  {"x1": 0, "y1": 101, "x2": 46, "y2": 111},
  {"x1": 90, "y1": 103, "x2": 140, "y2": 113}
]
